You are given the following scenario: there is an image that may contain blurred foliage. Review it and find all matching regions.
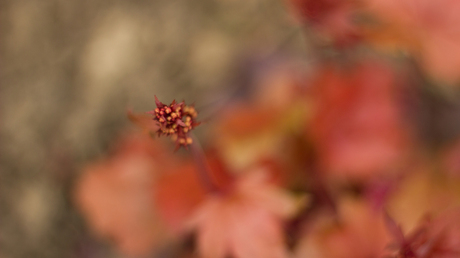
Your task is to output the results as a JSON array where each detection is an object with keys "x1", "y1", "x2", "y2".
[{"x1": 3, "y1": 0, "x2": 460, "y2": 258}]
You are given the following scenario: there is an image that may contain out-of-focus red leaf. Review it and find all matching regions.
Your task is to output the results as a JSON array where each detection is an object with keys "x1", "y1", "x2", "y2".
[
  {"x1": 210, "y1": 61, "x2": 308, "y2": 172},
  {"x1": 364, "y1": 0, "x2": 460, "y2": 84},
  {"x1": 387, "y1": 169, "x2": 460, "y2": 235},
  {"x1": 426, "y1": 208, "x2": 460, "y2": 257},
  {"x1": 216, "y1": 105, "x2": 278, "y2": 138},
  {"x1": 187, "y1": 168, "x2": 306, "y2": 258},
  {"x1": 287, "y1": 0, "x2": 362, "y2": 47},
  {"x1": 384, "y1": 211, "x2": 405, "y2": 245},
  {"x1": 309, "y1": 61, "x2": 412, "y2": 181},
  {"x1": 74, "y1": 134, "x2": 176, "y2": 256},
  {"x1": 153, "y1": 162, "x2": 207, "y2": 234},
  {"x1": 295, "y1": 196, "x2": 391, "y2": 258},
  {"x1": 383, "y1": 208, "x2": 460, "y2": 258}
]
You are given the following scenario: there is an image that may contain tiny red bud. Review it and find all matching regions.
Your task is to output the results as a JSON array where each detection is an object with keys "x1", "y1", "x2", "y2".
[{"x1": 147, "y1": 96, "x2": 200, "y2": 149}]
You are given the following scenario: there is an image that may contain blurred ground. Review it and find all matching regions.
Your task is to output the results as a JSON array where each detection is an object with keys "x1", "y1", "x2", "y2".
[{"x1": 0, "y1": 0, "x2": 307, "y2": 257}]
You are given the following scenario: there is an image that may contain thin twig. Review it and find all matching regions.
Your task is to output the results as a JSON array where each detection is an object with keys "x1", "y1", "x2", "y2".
[{"x1": 189, "y1": 133, "x2": 219, "y2": 193}]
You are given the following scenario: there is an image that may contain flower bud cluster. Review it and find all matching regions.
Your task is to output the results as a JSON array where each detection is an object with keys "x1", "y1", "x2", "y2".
[{"x1": 147, "y1": 96, "x2": 200, "y2": 149}]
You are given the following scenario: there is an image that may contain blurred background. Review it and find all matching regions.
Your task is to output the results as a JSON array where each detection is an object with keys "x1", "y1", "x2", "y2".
[
  {"x1": 1, "y1": 0, "x2": 306, "y2": 257},
  {"x1": 3, "y1": 0, "x2": 460, "y2": 258}
]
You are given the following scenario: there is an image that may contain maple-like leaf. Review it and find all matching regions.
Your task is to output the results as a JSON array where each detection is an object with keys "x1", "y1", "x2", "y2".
[
  {"x1": 384, "y1": 208, "x2": 460, "y2": 258},
  {"x1": 187, "y1": 169, "x2": 305, "y2": 258},
  {"x1": 74, "y1": 134, "x2": 176, "y2": 256}
]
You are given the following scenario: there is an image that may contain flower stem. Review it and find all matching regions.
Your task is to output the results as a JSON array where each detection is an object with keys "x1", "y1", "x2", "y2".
[{"x1": 189, "y1": 134, "x2": 219, "y2": 193}]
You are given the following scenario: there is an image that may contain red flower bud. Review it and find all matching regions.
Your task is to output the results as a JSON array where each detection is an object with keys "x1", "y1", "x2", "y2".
[{"x1": 147, "y1": 96, "x2": 200, "y2": 149}]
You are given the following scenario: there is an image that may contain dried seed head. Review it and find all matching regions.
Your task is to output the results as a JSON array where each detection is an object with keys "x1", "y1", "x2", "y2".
[{"x1": 147, "y1": 95, "x2": 201, "y2": 149}]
